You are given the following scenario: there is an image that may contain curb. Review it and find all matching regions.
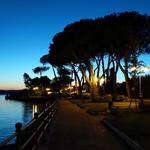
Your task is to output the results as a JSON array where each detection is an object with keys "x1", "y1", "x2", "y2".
[{"x1": 101, "y1": 119, "x2": 143, "y2": 150}]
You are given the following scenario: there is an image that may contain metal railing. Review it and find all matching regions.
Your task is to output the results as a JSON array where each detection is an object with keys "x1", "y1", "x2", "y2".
[{"x1": 0, "y1": 100, "x2": 57, "y2": 150}]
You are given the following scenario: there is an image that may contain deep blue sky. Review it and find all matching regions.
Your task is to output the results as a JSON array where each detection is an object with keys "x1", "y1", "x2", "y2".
[{"x1": 0, "y1": 0, "x2": 150, "y2": 89}]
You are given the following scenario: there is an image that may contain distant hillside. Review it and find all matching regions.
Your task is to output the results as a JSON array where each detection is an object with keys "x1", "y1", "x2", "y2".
[{"x1": 0, "y1": 90, "x2": 23, "y2": 95}]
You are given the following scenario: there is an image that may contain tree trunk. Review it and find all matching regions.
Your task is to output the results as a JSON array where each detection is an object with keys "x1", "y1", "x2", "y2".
[
  {"x1": 90, "y1": 83, "x2": 99, "y2": 101},
  {"x1": 79, "y1": 63, "x2": 91, "y2": 86},
  {"x1": 96, "y1": 56, "x2": 101, "y2": 96},
  {"x1": 119, "y1": 57, "x2": 131, "y2": 99},
  {"x1": 124, "y1": 69, "x2": 131, "y2": 99},
  {"x1": 75, "y1": 54, "x2": 99, "y2": 101},
  {"x1": 71, "y1": 64, "x2": 82, "y2": 96},
  {"x1": 103, "y1": 54, "x2": 111, "y2": 95},
  {"x1": 111, "y1": 58, "x2": 119, "y2": 101},
  {"x1": 87, "y1": 61, "x2": 99, "y2": 101},
  {"x1": 110, "y1": 67, "x2": 117, "y2": 102}
]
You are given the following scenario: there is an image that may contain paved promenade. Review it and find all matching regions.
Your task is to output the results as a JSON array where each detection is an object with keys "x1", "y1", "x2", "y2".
[{"x1": 37, "y1": 99, "x2": 127, "y2": 150}]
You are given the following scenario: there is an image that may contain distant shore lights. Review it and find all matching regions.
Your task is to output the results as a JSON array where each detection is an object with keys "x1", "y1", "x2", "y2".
[
  {"x1": 33, "y1": 87, "x2": 39, "y2": 90},
  {"x1": 46, "y1": 88, "x2": 51, "y2": 94}
]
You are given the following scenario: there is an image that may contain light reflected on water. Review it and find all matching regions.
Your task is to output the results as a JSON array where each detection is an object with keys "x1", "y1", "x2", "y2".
[
  {"x1": 32, "y1": 104, "x2": 38, "y2": 117},
  {"x1": 0, "y1": 95, "x2": 44, "y2": 142}
]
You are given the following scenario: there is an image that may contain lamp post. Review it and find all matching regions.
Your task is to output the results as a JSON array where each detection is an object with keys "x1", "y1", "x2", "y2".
[
  {"x1": 138, "y1": 67, "x2": 149, "y2": 97},
  {"x1": 131, "y1": 66, "x2": 149, "y2": 110},
  {"x1": 139, "y1": 73, "x2": 142, "y2": 98},
  {"x1": 138, "y1": 71, "x2": 143, "y2": 110}
]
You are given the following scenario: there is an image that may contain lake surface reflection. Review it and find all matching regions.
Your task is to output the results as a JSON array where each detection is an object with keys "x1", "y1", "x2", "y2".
[{"x1": 0, "y1": 95, "x2": 45, "y2": 142}]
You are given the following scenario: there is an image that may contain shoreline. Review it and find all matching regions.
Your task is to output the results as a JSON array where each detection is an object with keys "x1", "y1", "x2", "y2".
[{"x1": 5, "y1": 94, "x2": 55, "y2": 102}]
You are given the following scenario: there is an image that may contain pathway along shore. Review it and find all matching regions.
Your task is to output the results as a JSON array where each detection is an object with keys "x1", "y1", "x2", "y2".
[{"x1": 37, "y1": 99, "x2": 127, "y2": 150}]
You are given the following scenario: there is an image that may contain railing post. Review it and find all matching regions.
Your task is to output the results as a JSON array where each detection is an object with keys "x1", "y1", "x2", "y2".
[
  {"x1": 42, "y1": 107, "x2": 47, "y2": 141},
  {"x1": 15, "y1": 122, "x2": 22, "y2": 150},
  {"x1": 0, "y1": 101, "x2": 57, "y2": 150},
  {"x1": 34, "y1": 112, "x2": 39, "y2": 119}
]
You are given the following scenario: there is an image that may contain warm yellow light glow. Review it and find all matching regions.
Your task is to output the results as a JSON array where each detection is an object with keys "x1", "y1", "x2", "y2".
[
  {"x1": 131, "y1": 66, "x2": 136, "y2": 71},
  {"x1": 33, "y1": 87, "x2": 39, "y2": 90},
  {"x1": 47, "y1": 91, "x2": 52, "y2": 94},
  {"x1": 100, "y1": 77, "x2": 105, "y2": 85},
  {"x1": 46, "y1": 88, "x2": 50, "y2": 91},
  {"x1": 32, "y1": 105, "x2": 38, "y2": 117},
  {"x1": 67, "y1": 85, "x2": 73, "y2": 90},
  {"x1": 93, "y1": 77, "x2": 105, "y2": 85},
  {"x1": 94, "y1": 77, "x2": 98, "y2": 83}
]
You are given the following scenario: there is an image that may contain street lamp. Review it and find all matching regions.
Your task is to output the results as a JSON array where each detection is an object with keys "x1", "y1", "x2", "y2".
[
  {"x1": 138, "y1": 66, "x2": 149, "y2": 99},
  {"x1": 131, "y1": 66, "x2": 149, "y2": 109}
]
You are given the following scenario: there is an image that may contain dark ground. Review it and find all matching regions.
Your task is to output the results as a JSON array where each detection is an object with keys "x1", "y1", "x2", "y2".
[{"x1": 37, "y1": 99, "x2": 128, "y2": 150}]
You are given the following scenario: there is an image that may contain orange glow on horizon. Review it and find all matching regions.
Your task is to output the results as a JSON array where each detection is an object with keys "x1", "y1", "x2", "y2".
[{"x1": 0, "y1": 83, "x2": 25, "y2": 90}]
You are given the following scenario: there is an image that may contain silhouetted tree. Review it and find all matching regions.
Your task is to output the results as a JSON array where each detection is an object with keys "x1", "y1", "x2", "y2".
[
  {"x1": 42, "y1": 11, "x2": 150, "y2": 101},
  {"x1": 40, "y1": 54, "x2": 57, "y2": 79},
  {"x1": 33, "y1": 66, "x2": 49, "y2": 77},
  {"x1": 23, "y1": 73, "x2": 32, "y2": 89}
]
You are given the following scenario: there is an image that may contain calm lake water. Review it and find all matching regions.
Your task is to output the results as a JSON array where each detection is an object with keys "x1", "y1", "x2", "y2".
[{"x1": 0, "y1": 95, "x2": 45, "y2": 142}]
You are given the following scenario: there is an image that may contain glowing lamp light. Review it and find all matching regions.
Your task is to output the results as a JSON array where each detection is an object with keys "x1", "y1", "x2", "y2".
[
  {"x1": 46, "y1": 88, "x2": 50, "y2": 91},
  {"x1": 33, "y1": 87, "x2": 39, "y2": 90},
  {"x1": 69, "y1": 86, "x2": 73, "y2": 89},
  {"x1": 100, "y1": 77, "x2": 105, "y2": 85},
  {"x1": 93, "y1": 77, "x2": 98, "y2": 84},
  {"x1": 47, "y1": 91, "x2": 52, "y2": 94},
  {"x1": 131, "y1": 66, "x2": 136, "y2": 71}
]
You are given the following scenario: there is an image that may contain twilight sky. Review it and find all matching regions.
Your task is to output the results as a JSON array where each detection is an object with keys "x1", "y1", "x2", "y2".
[{"x1": 0, "y1": 0, "x2": 150, "y2": 90}]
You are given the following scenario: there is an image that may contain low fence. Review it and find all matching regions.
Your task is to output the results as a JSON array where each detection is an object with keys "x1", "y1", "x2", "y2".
[{"x1": 0, "y1": 100, "x2": 57, "y2": 150}]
